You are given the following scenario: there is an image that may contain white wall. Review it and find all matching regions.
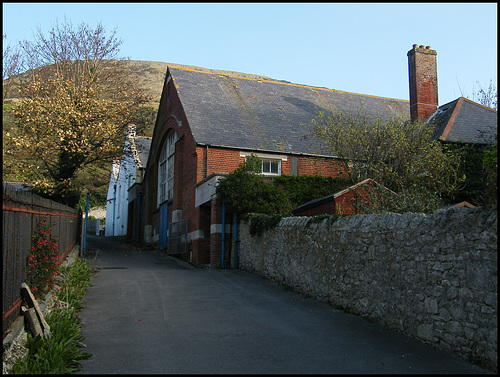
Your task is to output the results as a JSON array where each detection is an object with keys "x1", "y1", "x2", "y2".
[
  {"x1": 105, "y1": 138, "x2": 137, "y2": 237},
  {"x1": 105, "y1": 168, "x2": 118, "y2": 237}
]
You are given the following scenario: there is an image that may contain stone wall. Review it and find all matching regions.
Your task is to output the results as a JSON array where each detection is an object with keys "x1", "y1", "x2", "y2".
[{"x1": 238, "y1": 207, "x2": 497, "y2": 371}]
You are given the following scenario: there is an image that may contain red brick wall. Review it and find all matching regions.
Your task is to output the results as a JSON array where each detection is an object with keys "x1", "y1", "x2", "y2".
[
  {"x1": 197, "y1": 147, "x2": 349, "y2": 179},
  {"x1": 335, "y1": 191, "x2": 359, "y2": 215},
  {"x1": 292, "y1": 156, "x2": 348, "y2": 177},
  {"x1": 197, "y1": 147, "x2": 244, "y2": 179}
]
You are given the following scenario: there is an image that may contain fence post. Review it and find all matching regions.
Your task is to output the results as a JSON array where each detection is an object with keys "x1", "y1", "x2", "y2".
[
  {"x1": 79, "y1": 210, "x2": 84, "y2": 257},
  {"x1": 234, "y1": 212, "x2": 239, "y2": 269}
]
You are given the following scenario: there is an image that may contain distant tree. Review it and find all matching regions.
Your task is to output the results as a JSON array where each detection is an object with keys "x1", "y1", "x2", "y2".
[
  {"x1": 456, "y1": 78, "x2": 497, "y2": 110},
  {"x1": 351, "y1": 184, "x2": 445, "y2": 215},
  {"x1": 308, "y1": 109, "x2": 461, "y2": 198},
  {"x1": 482, "y1": 141, "x2": 497, "y2": 207},
  {"x1": 475, "y1": 80, "x2": 497, "y2": 110},
  {"x1": 444, "y1": 78, "x2": 497, "y2": 206},
  {"x1": 2, "y1": 34, "x2": 22, "y2": 100},
  {"x1": 6, "y1": 19, "x2": 151, "y2": 207}
]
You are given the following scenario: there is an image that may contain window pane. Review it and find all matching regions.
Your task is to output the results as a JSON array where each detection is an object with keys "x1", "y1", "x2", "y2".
[
  {"x1": 158, "y1": 131, "x2": 177, "y2": 206},
  {"x1": 262, "y1": 161, "x2": 270, "y2": 173},
  {"x1": 271, "y1": 161, "x2": 279, "y2": 174}
]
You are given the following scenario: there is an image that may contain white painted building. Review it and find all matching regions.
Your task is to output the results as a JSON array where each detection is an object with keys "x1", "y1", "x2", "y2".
[{"x1": 105, "y1": 125, "x2": 151, "y2": 237}]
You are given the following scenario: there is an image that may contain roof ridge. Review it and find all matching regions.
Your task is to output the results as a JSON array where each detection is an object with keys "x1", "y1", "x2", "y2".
[
  {"x1": 168, "y1": 63, "x2": 409, "y2": 103},
  {"x1": 167, "y1": 63, "x2": 276, "y2": 82},
  {"x1": 460, "y1": 96, "x2": 498, "y2": 113},
  {"x1": 439, "y1": 97, "x2": 465, "y2": 142}
]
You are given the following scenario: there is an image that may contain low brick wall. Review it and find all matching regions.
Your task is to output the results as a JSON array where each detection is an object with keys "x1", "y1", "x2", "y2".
[{"x1": 238, "y1": 207, "x2": 497, "y2": 371}]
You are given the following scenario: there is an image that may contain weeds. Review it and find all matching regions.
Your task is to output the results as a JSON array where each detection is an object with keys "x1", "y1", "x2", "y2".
[
  {"x1": 12, "y1": 258, "x2": 93, "y2": 374},
  {"x1": 249, "y1": 213, "x2": 283, "y2": 236}
]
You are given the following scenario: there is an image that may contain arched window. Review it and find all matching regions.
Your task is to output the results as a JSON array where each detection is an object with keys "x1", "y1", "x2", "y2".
[{"x1": 158, "y1": 131, "x2": 177, "y2": 206}]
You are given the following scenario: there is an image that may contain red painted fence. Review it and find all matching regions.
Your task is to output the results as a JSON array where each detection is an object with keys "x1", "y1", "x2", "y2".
[{"x1": 2, "y1": 183, "x2": 81, "y2": 338}]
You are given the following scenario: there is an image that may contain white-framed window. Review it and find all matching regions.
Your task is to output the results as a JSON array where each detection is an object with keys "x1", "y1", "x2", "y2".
[
  {"x1": 260, "y1": 159, "x2": 281, "y2": 175},
  {"x1": 239, "y1": 151, "x2": 285, "y2": 176},
  {"x1": 158, "y1": 131, "x2": 177, "y2": 206}
]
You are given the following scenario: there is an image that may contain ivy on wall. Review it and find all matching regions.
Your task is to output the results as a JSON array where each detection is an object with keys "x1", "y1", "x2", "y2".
[{"x1": 216, "y1": 154, "x2": 352, "y2": 217}]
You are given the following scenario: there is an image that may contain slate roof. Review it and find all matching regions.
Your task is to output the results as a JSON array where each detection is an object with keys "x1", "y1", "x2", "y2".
[
  {"x1": 133, "y1": 137, "x2": 152, "y2": 168},
  {"x1": 168, "y1": 65, "x2": 410, "y2": 156},
  {"x1": 428, "y1": 97, "x2": 497, "y2": 144}
]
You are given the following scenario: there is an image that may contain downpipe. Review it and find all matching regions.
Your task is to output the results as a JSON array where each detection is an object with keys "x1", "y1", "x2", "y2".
[
  {"x1": 221, "y1": 199, "x2": 226, "y2": 269},
  {"x1": 234, "y1": 213, "x2": 239, "y2": 269},
  {"x1": 136, "y1": 192, "x2": 142, "y2": 243}
]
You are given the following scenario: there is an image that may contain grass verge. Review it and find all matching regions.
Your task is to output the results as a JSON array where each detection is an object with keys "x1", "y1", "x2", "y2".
[{"x1": 11, "y1": 258, "x2": 93, "y2": 374}]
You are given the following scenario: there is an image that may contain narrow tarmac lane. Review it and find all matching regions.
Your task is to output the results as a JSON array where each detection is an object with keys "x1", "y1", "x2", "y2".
[{"x1": 78, "y1": 235, "x2": 490, "y2": 374}]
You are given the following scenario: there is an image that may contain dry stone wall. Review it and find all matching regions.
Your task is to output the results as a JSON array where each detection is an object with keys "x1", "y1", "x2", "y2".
[{"x1": 238, "y1": 207, "x2": 497, "y2": 371}]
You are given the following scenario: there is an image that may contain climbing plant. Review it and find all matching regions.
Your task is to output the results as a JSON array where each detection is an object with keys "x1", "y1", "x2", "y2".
[
  {"x1": 216, "y1": 154, "x2": 352, "y2": 217},
  {"x1": 272, "y1": 175, "x2": 350, "y2": 209},
  {"x1": 216, "y1": 154, "x2": 290, "y2": 216},
  {"x1": 441, "y1": 141, "x2": 497, "y2": 206}
]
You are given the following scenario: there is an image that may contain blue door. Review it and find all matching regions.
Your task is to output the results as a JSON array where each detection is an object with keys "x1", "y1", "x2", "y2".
[{"x1": 159, "y1": 202, "x2": 168, "y2": 248}]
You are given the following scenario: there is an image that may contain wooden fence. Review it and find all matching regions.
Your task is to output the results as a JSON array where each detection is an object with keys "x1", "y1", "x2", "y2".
[{"x1": 2, "y1": 183, "x2": 81, "y2": 338}]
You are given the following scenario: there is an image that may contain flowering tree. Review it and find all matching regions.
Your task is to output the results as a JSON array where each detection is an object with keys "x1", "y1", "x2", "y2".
[
  {"x1": 25, "y1": 219, "x2": 61, "y2": 299},
  {"x1": 5, "y1": 19, "x2": 151, "y2": 207}
]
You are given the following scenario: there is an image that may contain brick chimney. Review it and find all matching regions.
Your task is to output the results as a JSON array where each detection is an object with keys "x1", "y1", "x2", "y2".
[{"x1": 407, "y1": 44, "x2": 438, "y2": 123}]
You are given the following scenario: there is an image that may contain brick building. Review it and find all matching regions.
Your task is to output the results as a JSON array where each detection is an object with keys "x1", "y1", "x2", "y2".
[
  {"x1": 130, "y1": 62, "x2": 408, "y2": 267},
  {"x1": 408, "y1": 44, "x2": 497, "y2": 144},
  {"x1": 289, "y1": 45, "x2": 497, "y2": 217},
  {"x1": 121, "y1": 44, "x2": 496, "y2": 267}
]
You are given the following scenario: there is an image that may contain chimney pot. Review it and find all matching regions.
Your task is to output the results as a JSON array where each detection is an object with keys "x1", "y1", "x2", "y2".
[
  {"x1": 426, "y1": 46, "x2": 431, "y2": 49},
  {"x1": 419, "y1": 45, "x2": 425, "y2": 49},
  {"x1": 413, "y1": 44, "x2": 418, "y2": 48}
]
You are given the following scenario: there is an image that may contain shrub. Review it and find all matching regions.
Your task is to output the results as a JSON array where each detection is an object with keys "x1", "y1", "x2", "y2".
[
  {"x1": 24, "y1": 219, "x2": 61, "y2": 299},
  {"x1": 273, "y1": 175, "x2": 350, "y2": 208}
]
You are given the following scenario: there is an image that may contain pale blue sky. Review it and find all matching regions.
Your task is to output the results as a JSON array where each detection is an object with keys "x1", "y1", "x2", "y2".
[{"x1": 3, "y1": 3, "x2": 497, "y2": 106}]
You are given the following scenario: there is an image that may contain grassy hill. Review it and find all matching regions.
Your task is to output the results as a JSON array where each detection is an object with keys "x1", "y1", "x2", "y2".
[{"x1": 3, "y1": 59, "x2": 171, "y2": 135}]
